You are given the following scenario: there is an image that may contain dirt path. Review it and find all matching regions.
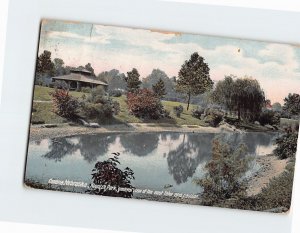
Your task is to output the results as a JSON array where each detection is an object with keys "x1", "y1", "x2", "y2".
[{"x1": 247, "y1": 155, "x2": 288, "y2": 196}]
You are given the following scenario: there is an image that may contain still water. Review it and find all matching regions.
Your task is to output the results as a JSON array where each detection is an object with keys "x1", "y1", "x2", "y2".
[{"x1": 25, "y1": 132, "x2": 278, "y2": 195}]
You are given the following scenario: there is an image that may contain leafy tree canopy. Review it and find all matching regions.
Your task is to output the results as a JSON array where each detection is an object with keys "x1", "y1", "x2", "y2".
[
  {"x1": 152, "y1": 78, "x2": 167, "y2": 99},
  {"x1": 176, "y1": 52, "x2": 213, "y2": 110},
  {"x1": 283, "y1": 93, "x2": 300, "y2": 117},
  {"x1": 125, "y1": 68, "x2": 142, "y2": 93}
]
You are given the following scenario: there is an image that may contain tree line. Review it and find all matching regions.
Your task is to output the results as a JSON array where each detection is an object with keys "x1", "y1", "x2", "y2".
[{"x1": 36, "y1": 50, "x2": 300, "y2": 123}]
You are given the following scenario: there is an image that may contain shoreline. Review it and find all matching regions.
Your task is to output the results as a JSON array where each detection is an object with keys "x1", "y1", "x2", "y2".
[
  {"x1": 247, "y1": 154, "x2": 288, "y2": 196},
  {"x1": 29, "y1": 122, "x2": 242, "y2": 141}
]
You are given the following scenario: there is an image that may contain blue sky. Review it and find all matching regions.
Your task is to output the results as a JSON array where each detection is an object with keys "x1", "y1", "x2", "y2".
[{"x1": 39, "y1": 20, "x2": 300, "y2": 104}]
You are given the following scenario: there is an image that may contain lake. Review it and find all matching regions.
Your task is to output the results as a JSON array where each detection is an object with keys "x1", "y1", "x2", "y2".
[{"x1": 25, "y1": 132, "x2": 279, "y2": 195}]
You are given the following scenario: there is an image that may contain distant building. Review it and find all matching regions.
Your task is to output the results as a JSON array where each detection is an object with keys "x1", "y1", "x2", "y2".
[{"x1": 52, "y1": 68, "x2": 108, "y2": 91}]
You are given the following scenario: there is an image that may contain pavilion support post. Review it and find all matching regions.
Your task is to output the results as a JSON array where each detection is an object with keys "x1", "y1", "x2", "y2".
[{"x1": 76, "y1": 81, "x2": 81, "y2": 91}]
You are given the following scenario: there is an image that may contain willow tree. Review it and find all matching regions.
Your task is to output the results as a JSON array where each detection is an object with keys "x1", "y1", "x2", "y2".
[
  {"x1": 213, "y1": 75, "x2": 265, "y2": 121},
  {"x1": 176, "y1": 52, "x2": 213, "y2": 110}
]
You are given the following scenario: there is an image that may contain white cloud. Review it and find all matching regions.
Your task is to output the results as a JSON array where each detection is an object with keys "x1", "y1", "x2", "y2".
[
  {"x1": 40, "y1": 24, "x2": 300, "y2": 104},
  {"x1": 46, "y1": 31, "x2": 111, "y2": 44}
]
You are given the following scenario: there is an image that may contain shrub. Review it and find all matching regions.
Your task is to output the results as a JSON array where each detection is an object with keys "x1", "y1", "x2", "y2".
[
  {"x1": 51, "y1": 89, "x2": 79, "y2": 119},
  {"x1": 54, "y1": 80, "x2": 69, "y2": 90},
  {"x1": 109, "y1": 89, "x2": 123, "y2": 97},
  {"x1": 274, "y1": 132, "x2": 298, "y2": 159},
  {"x1": 203, "y1": 108, "x2": 223, "y2": 127},
  {"x1": 192, "y1": 107, "x2": 205, "y2": 119},
  {"x1": 81, "y1": 86, "x2": 120, "y2": 122},
  {"x1": 127, "y1": 88, "x2": 165, "y2": 119},
  {"x1": 173, "y1": 105, "x2": 183, "y2": 117},
  {"x1": 258, "y1": 110, "x2": 280, "y2": 126},
  {"x1": 81, "y1": 87, "x2": 92, "y2": 93},
  {"x1": 87, "y1": 152, "x2": 135, "y2": 198},
  {"x1": 194, "y1": 139, "x2": 251, "y2": 206}
]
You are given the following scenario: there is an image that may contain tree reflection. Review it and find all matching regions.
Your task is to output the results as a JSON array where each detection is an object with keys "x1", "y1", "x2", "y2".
[
  {"x1": 120, "y1": 133, "x2": 159, "y2": 156},
  {"x1": 77, "y1": 134, "x2": 116, "y2": 163},
  {"x1": 43, "y1": 138, "x2": 77, "y2": 162},
  {"x1": 167, "y1": 134, "x2": 214, "y2": 184},
  {"x1": 214, "y1": 132, "x2": 275, "y2": 155}
]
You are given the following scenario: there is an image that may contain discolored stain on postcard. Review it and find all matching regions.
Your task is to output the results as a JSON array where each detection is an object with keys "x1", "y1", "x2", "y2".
[{"x1": 25, "y1": 19, "x2": 300, "y2": 213}]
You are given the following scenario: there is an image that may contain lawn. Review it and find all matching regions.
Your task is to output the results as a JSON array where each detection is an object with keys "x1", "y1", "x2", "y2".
[
  {"x1": 31, "y1": 102, "x2": 67, "y2": 124},
  {"x1": 31, "y1": 85, "x2": 207, "y2": 126},
  {"x1": 33, "y1": 85, "x2": 84, "y2": 101}
]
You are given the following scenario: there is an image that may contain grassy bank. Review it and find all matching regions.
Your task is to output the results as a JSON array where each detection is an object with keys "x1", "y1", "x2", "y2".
[{"x1": 31, "y1": 85, "x2": 207, "y2": 126}]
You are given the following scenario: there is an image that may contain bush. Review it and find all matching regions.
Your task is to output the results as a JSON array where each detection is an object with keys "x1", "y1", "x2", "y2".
[
  {"x1": 81, "y1": 87, "x2": 92, "y2": 93},
  {"x1": 51, "y1": 89, "x2": 79, "y2": 119},
  {"x1": 173, "y1": 105, "x2": 183, "y2": 117},
  {"x1": 87, "y1": 152, "x2": 135, "y2": 198},
  {"x1": 203, "y1": 108, "x2": 223, "y2": 127},
  {"x1": 109, "y1": 89, "x2": 123, "y2": 97},
  {"x1": 127, "y1": 88, "x2": 166, "y2": 119},
  {"x1": 54, "y1": 80, "x2": 69, "y2": 90},
  {"x1": 192, "y1": 107, "x2": 205, "y2": 119},
  {"x1": 258, "y1": 110, "x2": 280, "y2": 126},
  {"x1": 81, "y1": 86, "x2": 120, "y2": 122},
  {"x1": 274, "y1": 132, "x2": 298, "y2": 159}
]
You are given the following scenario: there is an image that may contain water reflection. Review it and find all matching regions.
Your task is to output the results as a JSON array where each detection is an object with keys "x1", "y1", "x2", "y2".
[
  {"x1": 167, "y1": 134, "x2": 214, "y2": 184},
  {"x1": 120, "y1": 133, "x2": 159, "y2": 156},
  {"x1": 43, "y1": 138, "x2": 77, "y2": 162},
  {"x1": 30, "y1": 132, "x2": 278, "y2": 194},
  {"x1": 77, "y1": 135, "x2": 115, "y2": 163}
]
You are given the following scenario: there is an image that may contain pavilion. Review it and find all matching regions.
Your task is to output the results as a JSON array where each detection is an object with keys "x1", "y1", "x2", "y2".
[{"x1": 52, "y1": 68, "x2": 108, "y2": 91}]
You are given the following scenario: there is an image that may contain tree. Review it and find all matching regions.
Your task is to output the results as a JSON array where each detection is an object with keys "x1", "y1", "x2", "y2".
[
  {"x1": 176, "y1": 52, "x2": 213, "y2": 110},
  {"x1": 85, "y1": 63, "x2": 95, "y2": 76},
  {"x1": 152, "y1": 78, "x2": 166, "y2": 99},
  {"x1": 194, "y1": 139, "x2": 251, "y2": 206},
  {"x1": 213, "y1": 75, "x2": 265, "y2": 121},
  {"x1": 283, "y1": 93, "x2": 300, "y2": 117},
  {"x1": 272, "y1": 102, "x2": 282, "y2": 112},
  {"x1": 97, "y1": 69, "x2": 126, "y2": 91},
  {"x1": 124, "y1": 68, "x2": 142, "y2": 93},
  {"x1": 36, "y1": 50, "x2": 54, "y2": 76},
  {"x1": 53, "y1": 58, "x2": 65, "y2": 76}
]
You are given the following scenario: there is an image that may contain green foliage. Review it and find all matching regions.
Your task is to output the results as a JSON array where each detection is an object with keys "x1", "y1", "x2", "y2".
[
  {"x1": 176, "y1": 52, "x2": 213, "y2": 110},
  {"x1": 152, "y1": 78, "x2": 167, "y2": 99},
  {"x1": 53, "y1": 58, "x2": 65, "y2": 76},
  {"x1": 127, "y1": 88, "x2": 166, "y2": 119},
  {"x1": 82, "y1": 86, "x2": 120, "y2": 122},
  {"x1": 258, "y1": 110, "x2": 280, "y2": 126},
  {"x1": 81, "y1": 87, "x2": 92, "y2": 93},
  {"x1": 125, "y1": 68, "x2": 142, "y2": 93},
  {"x1": 36, "y1": 50, "x2": 54, "y2": 77},
  {"x1": 51, "y1": 89, "x2": 79, "y2": 119},
  {"x1": 274, "y1": 132, "x2": 298, "y2": 159},
  {"x1": 84, "y1": 63, "x2": 95, "y2": 76},
  {"x1": 272, "y1": 102, "x2": 282, "y2": 112},
  {"x1": 283, "y1": 93, "x2": 300, "y2": 117},
  {"x1": 173, "y1": 105, "x2": 184, "y2": 117},
  {"x1": 87, "y1": 152, "x2": 135, "y2": 198},
  {"x1": 212, "y1": 75, "x2": 265, "y2": 122},
  {"x1": 255, "y1": 168, "x2": 294, "y2": 212},
  {"x1": 97, "y1": 69, "x2": 127, "y2": 91},
  {"x1": 53, "y1": 80, "x2": 68, "y2": 90},
  {"x1": 191, "y1": 107, "x2": 205, "y2": 119},
  {"x1": 195, "y1": 139, "x2": 251, "y2": 206},
  {"x1": 108, "y1": 89, "x2": 123, "y2": 97}
]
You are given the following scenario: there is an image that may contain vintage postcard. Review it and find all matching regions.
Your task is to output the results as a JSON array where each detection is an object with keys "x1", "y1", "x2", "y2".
[{"x1": 25, "y1": 19, "x2": 300, "y2": 213}]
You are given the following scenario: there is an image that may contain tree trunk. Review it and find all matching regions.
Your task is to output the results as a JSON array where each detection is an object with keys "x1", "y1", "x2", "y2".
[{"x1": 187, "y1": 93, "x2": 191, "y2": 111}]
